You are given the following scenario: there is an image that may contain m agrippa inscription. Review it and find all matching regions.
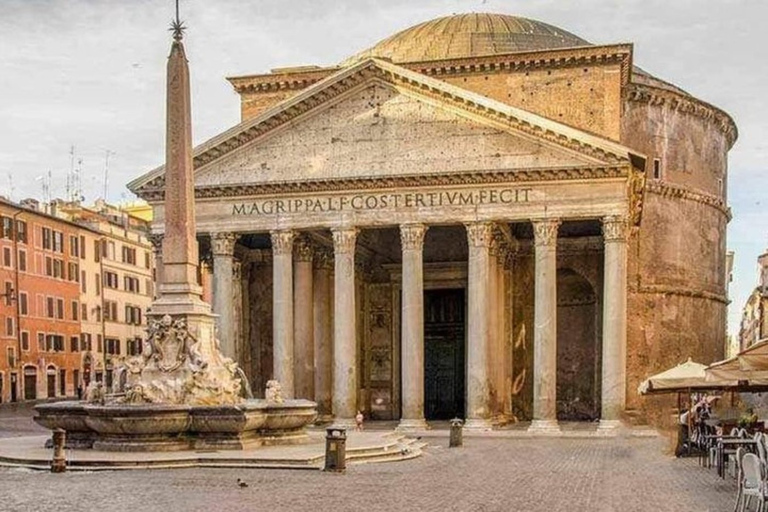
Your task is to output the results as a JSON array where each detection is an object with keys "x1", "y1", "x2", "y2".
[{"x1": 232, "y1": 187, "x2": 534, "y2": 216}]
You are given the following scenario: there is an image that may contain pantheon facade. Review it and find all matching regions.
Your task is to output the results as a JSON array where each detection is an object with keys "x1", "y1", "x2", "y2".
[{"x1": 129, "y1": 13, "x2": 736, "y2": 430}]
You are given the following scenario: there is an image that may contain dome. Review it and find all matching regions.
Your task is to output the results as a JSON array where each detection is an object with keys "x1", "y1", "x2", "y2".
[{"x1": 341, "y1": 13, "x2": 591, "y2": 66}]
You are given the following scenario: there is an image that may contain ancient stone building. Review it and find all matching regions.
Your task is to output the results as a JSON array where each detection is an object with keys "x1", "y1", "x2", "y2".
[{"x1": 129, "y1": 13, "x2": 736, "y2": 430}]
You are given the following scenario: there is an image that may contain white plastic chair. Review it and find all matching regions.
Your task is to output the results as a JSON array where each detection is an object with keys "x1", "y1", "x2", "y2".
[{"x1": 738, "y1": 452, "x2": 763, "y2": 512}]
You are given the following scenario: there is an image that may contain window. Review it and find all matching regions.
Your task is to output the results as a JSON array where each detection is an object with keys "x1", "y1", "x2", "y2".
[
  {"x1": 42, "y1": 227, "x2": 52, "y2": 250},
  {"x1": 18, "y1": 250, "x2": 26, "y2": 272},
  {"x1": 127, "y1": 337, "x2": 143, "y2": 356},
  {"x1": 19, "y1": 292, "x2": 28, "y2": 315},
  {"x1": 7, "y1": 347, "x2": 15, "y2": 368},
  {"x1": 3, "y1": 281, "x2": 12, "y2": 306},
  {"x1": 97, "y1": 334, "x2": 103, "y2": 353},
  {"x1": 80, "y1": 235, "x2": 86, "y2": 260},
  {"x1": 53, "y1": 231, "x2": 64, "y2": 253},
  {"x1": 70, "y1": 336, "x2": 79, "y2": 352},
  {"x1": 46, "y1": 297, "x2": 54, "y2": 318},
  {"x1": 1, "y1": 217, "x2": 12, "y2": 239},
  {"x1": 21, "y1": 331, "x2": 29, "y2": 351},
  {"x1": 16, "y1": 220, "x2": 27, "y2": 244},
  {"x1": 95, "y1": 273, "x2": 101, "y2": 295},
  {"x1": 5, "y1": 317, "x2": 14, "y2": 336},
  {"x1": 104, "y1": 271, "x2": 119, "y2": 289},
  {"x1": 45, "y1": 256, "x2": 53, "y2": 276},
  {"x1": 68, "y1": 262, "x2": 79, "y2": 282},
  {"x1": 144, "y1": 251, "x2": 150, "y2": 269},
  {"x1": 653, "y1": 158, "x2": 662, "y2": 180},
  {"x1": 71, "y1": 300, "x2": 79, "y2": 321},
  {"x1": 124, "y1": 276, "x2": 140, "y2": 294},
  {"x1": 56, "y1": 298, "x2": 64, "y2": 320},
  {"x1": 94, "y1": 306, "x2": 101, "y2": 322},
  {"x1": 46, "y1": 334, "x2": 64, "y2": 352},
  {"x1": 2, "y1": 247, "x2": 10, "y2": 267},
  {"x1": 69, "y1": 235, "x2": 79, "y2": 257},
  {"x1": 81, "y1": 303, "x2": 88, "y2": 321},
  {"x1": 107, "y1": 241, "x2": 115, "y2": 260},
  {"x1": 53, "y1": 258, "x2": 64, "y2": 279},
  {"x1": 122, "y1": 246, "x2": 136, "y2": 265},
  {"x1": 105, "y1": 338, "x2": 120, "y2": 355},
  {"x1": 94, "y1": 240, "x2": 101, "y2": 262},
  {"x1": 81, "y1": 270, "x2": 86, "y2": 293},
  {"x1": 125, "y1": 305, "x2": 142, "y2": 325},
  {"x1": 103, "y1": 300, "x2": 118, "y2": 322},
  {"x1": 37, "y1": 332, "x2": 45, "y2": 351},
  {"x1": 81, "y1": 333, "x2": 92, "y2": 351}
]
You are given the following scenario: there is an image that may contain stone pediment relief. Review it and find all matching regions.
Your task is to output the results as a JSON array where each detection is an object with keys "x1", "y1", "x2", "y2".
[
  {"x1": 129, "y1": 58, "x2": 643, "y2": 198},
  {"x1": 193, "y1": 82, "x2": 606, "y2": 188}
]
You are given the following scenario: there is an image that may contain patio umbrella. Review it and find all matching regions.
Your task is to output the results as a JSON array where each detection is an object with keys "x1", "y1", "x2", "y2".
[{"x1": 638, "y1": 358, "x2": 723, "y2": 395}]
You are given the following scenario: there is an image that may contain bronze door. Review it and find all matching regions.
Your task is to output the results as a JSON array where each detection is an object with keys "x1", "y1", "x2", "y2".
[{"x1": 424, "y1": 289, "x2": 465, "y2": 420}]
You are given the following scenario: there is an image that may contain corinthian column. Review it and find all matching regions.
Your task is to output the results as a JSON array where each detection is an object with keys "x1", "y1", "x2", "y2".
[
  {"x1": 465, "y1": 222, "x2": 493, "y2": 431},
  {"x1": 211, "y1": 232, "x2": 238, "y2": 360},
  {"x1": 313, "y1": 248, "x2": 334, "y2": 420},
  {"x1": 332, "y1": 227, "x2": 358, "y2": 426},
  {"x1": 398, "y1": 224, "x2": 428, "y2": 431},
  {"x1": 271, "y1": 230, "x2": 295, "y2": 398},
  {"x1": 528, "y1": 219, "x2": 561, "y2": 434},
  {"x1": 599, "y1": 216, "x2": 629, "y2": 432},
  {"x1": 293, "y1": 236, "x2": 314, "y2": 400}
]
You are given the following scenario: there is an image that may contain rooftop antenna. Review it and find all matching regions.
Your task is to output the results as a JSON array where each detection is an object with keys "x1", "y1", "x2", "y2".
[
  {"x1": 7, "y1": 173, "x2": 14, "y2": 201},
  {"x1": 103, "y1": 149, "x2": 115, "y2": 201}
]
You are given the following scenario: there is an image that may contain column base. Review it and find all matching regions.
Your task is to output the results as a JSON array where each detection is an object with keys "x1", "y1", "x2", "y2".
[
  {"x1": 596, "y1": 419, "x2": 623, "y2": 436},
  {"x1": 330, "y1": 418, "x2": 357, "y2": 430},
  {"x1": 463, "y1": 418, "x2": 493, "y2": 432},
  {"x1": 314, "y1": 414, "x2": 334, "y2": 425},
  {"x1": 396, "y1": 419, "x2": 429, "y2": 432},
  {"x1": 527, "y1": 419, "x2": 561, "y2": 435}
]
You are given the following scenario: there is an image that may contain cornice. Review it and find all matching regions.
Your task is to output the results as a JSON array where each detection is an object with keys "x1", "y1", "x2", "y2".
[
  {"x1": 227, "y1": 68, "x2": 339, "y2": 94},
  {"x1": 629, "y1": 283, "x2": 729, "y2": 305},
  {"x1": 626, "y1": 83, "x2": 737, "y2": 148},
  {"x1": 645, "y1": 181, "x2": 730, "y2": 219},
  {"x1": 139, "y1": 165, "x2": 630, "y2": 203}
]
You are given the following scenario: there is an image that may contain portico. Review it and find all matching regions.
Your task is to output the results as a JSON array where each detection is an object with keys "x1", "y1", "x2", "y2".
[{"x1": 130, "y1": 57, "x2": 643, "y2": 429}]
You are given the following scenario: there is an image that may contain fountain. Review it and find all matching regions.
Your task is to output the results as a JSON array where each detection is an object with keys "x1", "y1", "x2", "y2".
[{"x1": 34, "y1": 5, "x2": 317, "y2": 451}]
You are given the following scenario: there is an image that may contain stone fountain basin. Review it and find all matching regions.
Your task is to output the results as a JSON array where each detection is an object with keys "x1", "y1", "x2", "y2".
[{"x1": 33, "y1": 399, "x2": 318, "y2": 451}]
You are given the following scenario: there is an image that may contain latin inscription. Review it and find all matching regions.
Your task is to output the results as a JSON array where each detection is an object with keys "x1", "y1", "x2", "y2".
[{"x1": 232, "y1": 188, "x2": 533, "y2": 216}]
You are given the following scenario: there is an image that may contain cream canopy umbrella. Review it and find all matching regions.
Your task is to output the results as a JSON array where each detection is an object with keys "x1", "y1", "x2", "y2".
[{"x1": 638, "y1": 358, "x2": 734, "y2": 395}]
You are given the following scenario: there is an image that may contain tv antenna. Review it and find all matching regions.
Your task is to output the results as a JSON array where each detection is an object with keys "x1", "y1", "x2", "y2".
[{"x1": 103, "y1": 149, "x2": 115, "y2": 201}]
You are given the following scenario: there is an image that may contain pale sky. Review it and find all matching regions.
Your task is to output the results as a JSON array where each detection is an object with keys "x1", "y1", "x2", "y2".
[{"x1": 0, "y1": 0, "x2": 766, "y2": 338}]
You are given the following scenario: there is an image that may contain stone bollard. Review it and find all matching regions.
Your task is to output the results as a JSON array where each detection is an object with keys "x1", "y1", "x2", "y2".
[
  {"x1": 324, "y1": 427, "x2": 347, "y2": 472},
  {"x1": 449, "y1": 418, "x2": 463, "y2": 448},
  {"x1": 51, "y1": 429, "x2": 67, "y2": 473}
]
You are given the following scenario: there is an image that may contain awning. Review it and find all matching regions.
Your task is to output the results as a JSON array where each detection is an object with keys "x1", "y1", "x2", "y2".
[
  {"x1": 736, "y1": 339, "x2": 768, "y2": 371},
  {"x1": 638, "y1": 358, "x2": 736, "y2": 395}
]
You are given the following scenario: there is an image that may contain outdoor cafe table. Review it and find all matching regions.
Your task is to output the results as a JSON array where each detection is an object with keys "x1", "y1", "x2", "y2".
[{"x1": 715, "y1": 438, "x2": 757, "y2": 479}]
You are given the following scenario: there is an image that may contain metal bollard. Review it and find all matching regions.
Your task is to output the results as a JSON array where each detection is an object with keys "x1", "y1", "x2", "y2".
[
  {"x1": 324, "y1": 427, "x2": 347, "y2": 472},
  {"x1": 449, "y1": 418, "x2": 463, "y2": 448},
  {"x1": 51, "y1": 429, "x2": 67, "y2": 473}
]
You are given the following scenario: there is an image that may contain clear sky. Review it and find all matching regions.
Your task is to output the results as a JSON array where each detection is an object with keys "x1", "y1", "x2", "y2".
[{"x1": 0, "y1": 0, "x2": 765, "y2": 338}]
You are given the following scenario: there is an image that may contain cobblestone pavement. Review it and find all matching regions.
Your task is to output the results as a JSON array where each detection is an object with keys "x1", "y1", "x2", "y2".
[{"x1": 0, "y1": 405, "x2": 738, "y2": 512}]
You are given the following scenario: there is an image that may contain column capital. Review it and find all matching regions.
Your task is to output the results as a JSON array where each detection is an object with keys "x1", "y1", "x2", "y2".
[
  {"x1": 313, "y1": 247, "x2": 334, "y2": 270},
  {"x1": 400, "y1": 224, "x2": 428, "y2": 251},
  {"x1": 331, "y1": 227, "x2": 358, "y2": 255},
  {"x1": 148, "y1": 233, "x2": 164, "y2": 253},
  {"x1": 270, "y1": 230, "x2": 295, "y2": 255},
  {"x1": 211, "y1": 232, "x2": 239, "y2": 256},
  {"x1": 602, "y1": 216, "x2": 630, "y2": 243},
  {"x1": 294, "y1": 236, "x2": 314, "y2": 263},
  {"x1": 532, "y1": 219, "x2": 561, "y2": 247},
  {"x1": 465, "y1": 222, "x2": 493, "y2": 248}
]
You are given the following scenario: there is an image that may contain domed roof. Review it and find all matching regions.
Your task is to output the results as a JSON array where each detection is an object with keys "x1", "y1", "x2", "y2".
[{"x1": 341, "y1": 13, "x2": 591, "y2": 66}]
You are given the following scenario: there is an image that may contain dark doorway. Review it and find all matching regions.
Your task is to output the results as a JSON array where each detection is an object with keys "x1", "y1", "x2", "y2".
[
  {"x1": 424, "y1": 289, "x2": 465, "y2": 420},
  {"x1": 23, "y1": 367, "x2": 36, "y2": 400},
  {"x1": 10, "y1": 373, "x2": 17, "y2": 402},
  {"x1": 47, "y1": 367, "x2": 56, "y2": 398}
]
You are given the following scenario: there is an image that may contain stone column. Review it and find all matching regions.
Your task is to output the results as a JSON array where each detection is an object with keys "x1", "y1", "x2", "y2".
[
  {"x1": 332, "y1": 227, "x2": 358, "y2": 425},
  {"x1": 148, "y1": 234, "x2": 163, "y2": 298},
  {"x1": 398, "y1": 224, "x2": 428, "y2": 431},
  {"x1": 599, "y1": 216, "x2": 629, "y2": 431},
  {"x1": 313, "y1": 248, "x2": 334, "y2": 420},
  {"x1": 528, "y1": 219, "x2": 561, "y2": 434},
  {"x1": 211, "y1": 232, "x2": 239, "y2": 360},
  {"x1": 271, "y1": 230, "x2": 295, "y2": 399},
  {"x1": 494, "y1": 236, "x2": 508, "y2": 422},
  {"x1": 293, "y1": 237, "x2": 315, "y2": 400},
  {"x1": 232, "y1": 260, "x2": 243, "y2": 367},
  {"x1": 465, "y1": 222, "x2": 493, "y2": 431}
]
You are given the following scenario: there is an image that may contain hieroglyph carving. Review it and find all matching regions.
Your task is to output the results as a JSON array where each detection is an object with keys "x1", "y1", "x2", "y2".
[
  {"x1": 400, "y1": 224, "x2": 427, "y2": 251},
  {"x1": 532, "y1": 219, "x2": 562, "y2": 247}
]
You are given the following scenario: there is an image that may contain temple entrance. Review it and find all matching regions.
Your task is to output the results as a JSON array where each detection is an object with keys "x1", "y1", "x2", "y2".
[
  {"x1": 556, "y1": 268, "x2": 601, "y2": 421},
  {"x1": 424, "y1": 288, "x2": 465, "y2": 420}
]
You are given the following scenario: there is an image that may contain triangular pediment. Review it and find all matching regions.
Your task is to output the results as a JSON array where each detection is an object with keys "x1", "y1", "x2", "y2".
[{"x1": 129, "y1": 58, "x2": 643, "y2": 196}]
